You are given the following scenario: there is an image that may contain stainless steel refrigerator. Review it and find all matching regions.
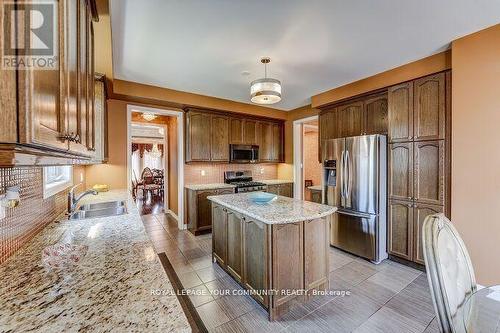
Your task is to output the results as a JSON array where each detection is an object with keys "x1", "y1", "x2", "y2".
[{"x1": 323, "y1": 134, "x2": 387, "y2": 263}]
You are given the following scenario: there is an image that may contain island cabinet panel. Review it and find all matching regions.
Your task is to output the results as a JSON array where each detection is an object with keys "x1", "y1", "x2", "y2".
[
  {"x1": 304, "y1": 217, "x2": 329, "y2": 290},
  {"x1": 272, "y1": 223, "x2": 304, "y2": 308},
  {"x1": 242, "y1": 219, "x2": 269, "y2": 307},
  {"x1": 226, "y1": 211, "x2": 244, "y2": 281},
  {"x1": 212, "y1": 204, "x2": 228, "y2": 265}
]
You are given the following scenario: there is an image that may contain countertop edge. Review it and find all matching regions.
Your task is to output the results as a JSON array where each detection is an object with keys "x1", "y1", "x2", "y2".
[{"x1": 207, "y1": 196, "x2": 336, "y2": 225}]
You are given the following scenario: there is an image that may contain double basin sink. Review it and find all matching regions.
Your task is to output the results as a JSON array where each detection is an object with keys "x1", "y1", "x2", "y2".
[{"x1": 69, "y1": 200, "x2": 128, "y2": 220}]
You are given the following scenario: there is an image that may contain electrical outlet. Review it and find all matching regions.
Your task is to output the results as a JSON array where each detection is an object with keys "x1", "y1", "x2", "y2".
[
  {"x1": 201, "y1": 170, "x2": 206, "y2": 176},
  {"x1": 260, "y1": 168, "x2": 264, "y2": 174},
  {"x1": 80, "y1": 172, "x2": 84, "y2": 182}
]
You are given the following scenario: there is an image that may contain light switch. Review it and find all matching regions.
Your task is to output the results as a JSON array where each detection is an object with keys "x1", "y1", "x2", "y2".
[
  {"x1": 80, "y1": 172, "x2": 84, "y2": 183},
  {"x1": 201, "y1": 170, "x2": 206, "y2": 176}
]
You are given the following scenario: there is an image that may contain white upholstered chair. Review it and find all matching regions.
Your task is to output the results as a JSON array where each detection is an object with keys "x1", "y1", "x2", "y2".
[{"x1": 422, "y1": 213, "x2": 477, "y2": 333}]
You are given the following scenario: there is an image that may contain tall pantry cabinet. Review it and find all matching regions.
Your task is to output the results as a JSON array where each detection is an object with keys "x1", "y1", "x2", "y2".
[{"x1": 387, "y1": 71, "x2": 451, "y2": 265}]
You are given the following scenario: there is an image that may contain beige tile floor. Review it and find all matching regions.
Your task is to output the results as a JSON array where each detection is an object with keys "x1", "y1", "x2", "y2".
[{"x1": 142, "y1": 213, "x2": 439, "y2": 333}]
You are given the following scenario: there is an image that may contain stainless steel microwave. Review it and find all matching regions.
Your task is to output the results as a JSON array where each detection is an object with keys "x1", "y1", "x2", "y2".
[{"x1": 230, "y1": 145, "x2": 259, "y2": 163}]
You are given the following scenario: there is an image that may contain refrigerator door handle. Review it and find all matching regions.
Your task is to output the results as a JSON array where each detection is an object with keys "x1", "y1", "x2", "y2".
[
  {"x1": 345, "y1": 150, "x2": 351, "y2": 199},
  {"x1": 340, "y1": 150, "x2": 345, "y2": 198}
]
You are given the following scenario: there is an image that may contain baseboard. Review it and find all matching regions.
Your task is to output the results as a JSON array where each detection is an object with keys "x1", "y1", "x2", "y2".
[{"x1": 166, "y1": 210, "x2": 179, "y2": 221}]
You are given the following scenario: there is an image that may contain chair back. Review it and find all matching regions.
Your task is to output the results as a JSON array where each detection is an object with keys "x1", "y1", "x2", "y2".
[
  {"x1": 141, "y1": 167, "x2": 154, "y2": 185},
  {"x1": 422, "y1": 213, "x2": 477, "y2": 333}
]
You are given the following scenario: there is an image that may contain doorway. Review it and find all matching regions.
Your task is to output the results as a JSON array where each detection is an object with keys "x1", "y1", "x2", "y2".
[
  {"x1": 293, "y1": 115, "x2": 321, "y2": 201},
  {"x1": 127, "y1": 105, "x2": 185, "y2": 229}
]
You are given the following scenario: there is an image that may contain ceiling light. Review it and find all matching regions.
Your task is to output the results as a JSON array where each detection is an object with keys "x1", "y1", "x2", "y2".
[
  {"x1": 250, "y1": 57, "x2": 281, "y2": 105},
  {"x1": 142, "y1": 113, "x2": 157, "y2": 121}
]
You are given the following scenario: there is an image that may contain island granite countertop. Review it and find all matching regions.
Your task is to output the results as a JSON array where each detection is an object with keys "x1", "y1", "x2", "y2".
[
  {"x1": 0, "y1": 190, "x2": 190, "y2": 332},
  {"x1": 207, "y1": 192, "x2": 336, "y2": 225}
]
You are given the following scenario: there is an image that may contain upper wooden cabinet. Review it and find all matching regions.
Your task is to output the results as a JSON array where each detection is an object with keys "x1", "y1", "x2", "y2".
[
  {"x1": 185, "y1": 109, "x2": 284, "y2": 163},
  {"x1": 186, "y1": 111, "x2": 212, "y2": 162},
  {"x1": 211, "y1": 115, "x2": 230, "y2": 161},
  {"x1": 388, "y1": 72, "x2": 448, "y2": 143},
  {"x1": 1, "y1": 0, "x2": 99, "y2": 166},
  {"x1": 388, "y1": 142, "x2": 414, "y2": 201},
  {"x1": 337, "y1": 101, "x2": 364, "y2": 138},
  {"x1": 388, "y1": 82, "x2": 414, "y2": 143},
  {"x1": 364, "y1": 94, "x2": 388, "y2": 135},
  {"x1": 230, "y1": 118, "x2": 244, "y2": 144}
]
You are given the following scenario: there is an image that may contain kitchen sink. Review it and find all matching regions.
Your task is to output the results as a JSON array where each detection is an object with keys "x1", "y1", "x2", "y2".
[
  {"x1": 78, "y1": 200, "x2": 126, "y2": 211},
  {"x1": 69, "y1": 201, "x2": 128, "y2": 220}
]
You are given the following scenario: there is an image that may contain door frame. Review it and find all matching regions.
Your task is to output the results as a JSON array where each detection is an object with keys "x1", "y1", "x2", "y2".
[
  {"x1": 292, "y1": 115, "x2": 319, "y2": 200},
  {"x1": 127, "y1": 104, "x2": 185, "y2": 230}
]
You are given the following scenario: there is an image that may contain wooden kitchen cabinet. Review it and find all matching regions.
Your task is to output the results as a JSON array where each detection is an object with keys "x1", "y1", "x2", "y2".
[
  {"x1": 413, "y1": 203, "x2": 444, "y2": 264},
  {"x1": 226, "y1": 211, "x2": 244, "y2": 281},
  {"x1": 186, "y1": 111, "x2": 211, "y2": 162},
  {"x1": 414, "y1": 73, "x2": 446, "y2": 141},
  {"x1": 1, "y1": 0, "x2": 99, "y2": 166},
  {"x1": 388, "y1": 142, "x2": 414, "y2": 201},
  {"x1": 211, "y1": 115, "x2": 230, "y2": 161},
  {"x1": 337, "y1": 101, "x2": 364, "y2": 137},
  {"x1": 187, "y1": 187, "x2": 235, "y2": 235},
  {"x1": 388, "y1": 82, "x2": 414, "y2": 143},
  {"x1": 230, "y1": 118, "x2": 244, "y2": 144},
  {"x1": 414, "y1": 140, "x2": 445, "y2": 206},
  {"x1": 364, "y1": 94, "x2": 388, "y2": 135},
  {"x1": 243, "y1": 120, "x2": 257, "y2": 145},
  {"x1": 266, "y1": 183, "x2": 293, "y2": 198},
  {"x1": 259, "y1": 122, "x2": 274, "y2": 162},
  {"x1": 212, "y1": 204, "x2": 228, "y2": 265},
  {"x1": 272, "y1": 123, "x2": 283, "y2": 162},
  {"x1": 388, "y1": 200, "x2": 414, "y2": 260}
]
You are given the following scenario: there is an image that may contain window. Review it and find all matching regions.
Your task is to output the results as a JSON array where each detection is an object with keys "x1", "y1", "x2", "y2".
[{"x1": 43, "y1": 166, "x2": 73, "y2": 198}]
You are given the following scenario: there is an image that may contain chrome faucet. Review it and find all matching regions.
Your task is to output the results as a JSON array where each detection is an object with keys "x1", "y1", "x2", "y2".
[{"x1": 67, "y1": 183, "x2": 98, "y2": 214}]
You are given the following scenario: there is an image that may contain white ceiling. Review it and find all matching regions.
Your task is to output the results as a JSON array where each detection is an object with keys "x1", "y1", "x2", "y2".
[{"x1": 110, "y1": 0, "x2": 500, "y2": 110}]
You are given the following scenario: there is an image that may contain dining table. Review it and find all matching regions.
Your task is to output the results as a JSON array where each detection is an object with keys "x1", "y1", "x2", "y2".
[{"x1": 463, "y1": 285, "x2": 500, "y2": 332}]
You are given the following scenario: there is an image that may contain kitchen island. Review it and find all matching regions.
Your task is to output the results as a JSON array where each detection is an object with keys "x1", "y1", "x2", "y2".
[{"x1": 207, "y1": 192, "x2": 336, "y2": 320}]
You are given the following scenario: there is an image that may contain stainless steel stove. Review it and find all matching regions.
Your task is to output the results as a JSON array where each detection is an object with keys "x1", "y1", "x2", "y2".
[{"x1": 224, "y1": 171, "x2": 267, "y2": 193}]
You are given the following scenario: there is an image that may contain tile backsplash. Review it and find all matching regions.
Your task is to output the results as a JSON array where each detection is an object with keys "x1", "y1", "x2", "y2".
[
  {"x1": 185, "y1": 163, "x2": 279, "y2": 184},
  {"x1": 0, "y1": 167, "x2": 68, "y2": 265}
]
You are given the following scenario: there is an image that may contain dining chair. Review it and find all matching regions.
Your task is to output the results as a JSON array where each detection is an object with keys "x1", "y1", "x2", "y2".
[{"x1": 422, "y1": 213, "x2": 477, "y2": 333}]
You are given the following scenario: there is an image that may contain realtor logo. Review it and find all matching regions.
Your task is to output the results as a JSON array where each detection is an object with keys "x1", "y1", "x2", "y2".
[{"x1": 2, "y1": 1, "x2": 57, "y2": 69}]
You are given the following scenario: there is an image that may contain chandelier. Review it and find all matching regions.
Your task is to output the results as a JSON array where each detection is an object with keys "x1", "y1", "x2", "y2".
[
  {"x1": 250, "y1": 57, "x2": 282, "y2": 105},
  {"x1": 142, "y1": 113, "x2": 157, "y2": 121}
]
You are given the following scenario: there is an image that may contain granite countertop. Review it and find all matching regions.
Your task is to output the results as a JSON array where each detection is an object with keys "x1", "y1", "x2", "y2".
[
  {"x1": 308, "y1": 185, "x2": 322, "y2": 191},
  {"x1": 260, "y1": 179, "x2": 294, "y2": 185},
  {"x1": 185, "y1": 183, "x2": 236, "y2": 191},
  {"x1": 0, "y1": 190, "x2": 190, "y2": 332},
  {"x1": 207, "y1": 192, "x2": 336, "y2": 225}
]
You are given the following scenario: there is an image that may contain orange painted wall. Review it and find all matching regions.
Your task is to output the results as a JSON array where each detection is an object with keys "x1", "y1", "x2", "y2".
[
  {"x1": 451, "y1": 23, "x2": 500, "y2": 285},
  {"x1": 303, "y1": 130, "x2": 322, "y2": 186},
  {"x1": 167, "y1": 117, "x2": 179, "y2": 214}
]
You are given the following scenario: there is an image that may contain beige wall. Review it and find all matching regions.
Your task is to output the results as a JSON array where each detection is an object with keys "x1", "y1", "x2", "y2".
[
  {"x1": 451, "y1": 24, "x2": 500, "y2": 285},
  {"x1": 303, "y1": 130, "x2": 322, "y2": 186},
  {"x1": 167, "y1": 117, "x2": 179, "y2": 215}
]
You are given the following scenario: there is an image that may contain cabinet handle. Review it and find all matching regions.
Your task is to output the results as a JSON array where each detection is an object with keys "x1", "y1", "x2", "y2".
[
  {"x1": 58, "y1": 133, "x2": 71, "y2": 142},
  {"x1": 407, "y1": 203, "x2": 412, "y2": 207}
]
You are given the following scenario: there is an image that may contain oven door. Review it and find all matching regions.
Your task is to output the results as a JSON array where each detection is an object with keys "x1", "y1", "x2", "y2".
[{"x1": 230, "y1": 145, "x2": 258, "y2": 163}]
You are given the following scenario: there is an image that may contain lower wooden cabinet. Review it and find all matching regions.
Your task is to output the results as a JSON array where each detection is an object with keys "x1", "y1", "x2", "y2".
[
  {"x1": 388, "y1": 199, "x2": 444, "y2": 264},
  {"x1": 212, "y1": 204, "x2": 228, "y2": 264},
  {"x1": 310, "y1": 189, "x2": 322, "y2": 204},
  {"x1": 242, "y1": 218, "x2": 268, "y2": 306},
  {"x1": 226, "y1": 211, "x2": 244, "y2": 281},
  {"x1": 186, "y1": 187, "x2": 235, "y2": 235},
  {"x1": 266, "y1": 183, "x2": 293, "y2": 197}
]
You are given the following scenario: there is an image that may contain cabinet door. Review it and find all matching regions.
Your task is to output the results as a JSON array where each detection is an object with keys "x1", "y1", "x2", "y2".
[
  {"x1": 388, "y1": 82, "x2": 413, "y2": 143},
  {"x1": 271, "y1": 123, "x2": 283, "y2": 162},
  {"x1": 243, "y1": 120, "x2": 257, "y2": 145},
  {"x1": 414, "y1": 73, "x2": 445, "y2": 141},
  {"x1": 413, "y1": 203, "x2": 444, "y2": 265},
  {"x1": 230, "y1": 118, "x2": 243, "y2": 144},
  {"x1": 311, "y1": 190, "x2": 322, "y2": 204},
  {"x1": 319, "y1": 110, "x2": 337, "y2": 162},
  {"x1": 260, "y1": 122, "x2": 273, "y2": 161},
  {"x1": 243, "y1": 219, "x2": 268, "y2": 307},
  {"x1": 388, "y1": 200, "x2": 413, "y2": 260},
  {"x1": 304, "y1": 218, "x2": 329, "y2": 290},
  {"x1": 85, "y1": 14, "x2": 95, "y2": 152},
  {"x1": 211, "y1": 115, "x2": 229, "y2": 161},
  {"x1": 388, "y1": 143, "x2": 413, "y2": 201},
  {"x1": 364, "y1": 95, "x2": 388, "y2": 135},
  {"x1": 226, "y1": 211, "x2": 243, "y2": 281},
  {"x1": 414, "y1": 140, "x2": 445, "y2": 205},
  {"x1": 212, "y1": 204, "x2": 227, "y2": 265},
  {"x1": 186, "y1": 112, "x2": 211, "y2": 161},
  {"x1": 337, "y1": 101, "x2": 364, "y2": 137},
  {"x1": 197, "y1": 190, "x2": 215, "y2": 229},
  {"x1": 17, "y1": 1, "x2": 68, "y2": 150},
  {"x1": 78, "y1": 0, "x2": 89, "y2": 149}
]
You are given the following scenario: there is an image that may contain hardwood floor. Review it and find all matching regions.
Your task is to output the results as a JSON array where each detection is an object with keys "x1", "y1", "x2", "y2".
[
  {"x1": 142, "y1": 213, "x2": 439, "y2": 333},
  {"x1": 135, "y1": 192, "x2": 164, "y2": 215}
]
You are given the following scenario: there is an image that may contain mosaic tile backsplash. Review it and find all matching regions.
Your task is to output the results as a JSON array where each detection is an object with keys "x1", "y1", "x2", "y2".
[
  {"x1": 0, "y1": 167, "x2": 68, "y2": 264},
  {"x1": 184, "y1": 163, "x2": 279, "y2": 184}
]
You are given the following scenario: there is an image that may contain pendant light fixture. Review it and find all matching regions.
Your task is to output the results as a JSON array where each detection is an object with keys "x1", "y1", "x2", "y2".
[
  {"x1": 250, "y1": 57, "x2": 282, "y2": 105},
  {"x1": 142, "y1": 112, "x2": 157, "y2": 121}
]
